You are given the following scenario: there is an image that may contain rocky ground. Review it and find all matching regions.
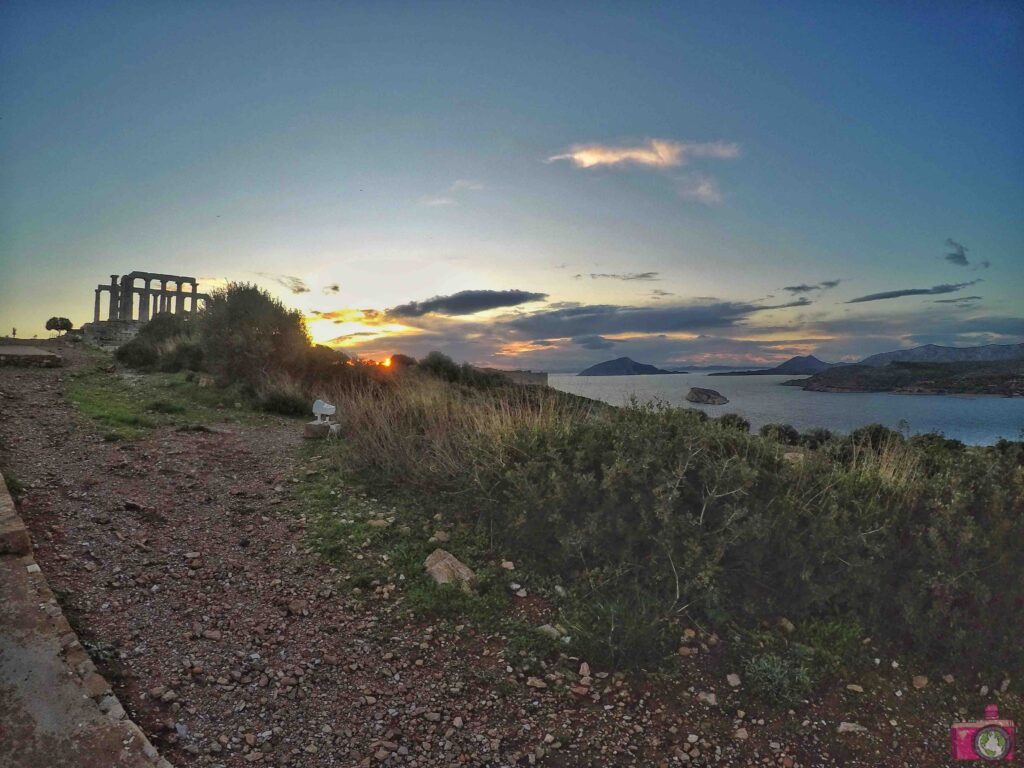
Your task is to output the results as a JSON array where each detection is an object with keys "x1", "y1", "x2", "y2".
[{"x1": 0, "y1": 344, "x2": 1008, "y2": 767}]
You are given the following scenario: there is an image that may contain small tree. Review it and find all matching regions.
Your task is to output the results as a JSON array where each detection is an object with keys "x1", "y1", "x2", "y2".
[
  {"x1": 199, "y1": 283, "x2": 310, "y2": 385},
  {"x1": 45, "y1": 317, "x2": 73, "y2": 336}
]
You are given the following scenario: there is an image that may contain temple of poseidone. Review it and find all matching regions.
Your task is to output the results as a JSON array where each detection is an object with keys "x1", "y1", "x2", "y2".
[{"x1": 80, "y1": 271, "x2": 210, "y2": 346}]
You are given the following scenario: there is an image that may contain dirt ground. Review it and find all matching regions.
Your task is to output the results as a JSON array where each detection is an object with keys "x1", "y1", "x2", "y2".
[{"x1": 0, "y1": 345, "x2": 999, "y2": 767}]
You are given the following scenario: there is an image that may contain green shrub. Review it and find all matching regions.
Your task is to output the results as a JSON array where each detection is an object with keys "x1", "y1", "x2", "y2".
[
  {"x1": 800, "y1": 427, "x2": 833, "y2": 449},
  {"x1": 200, "y1": 283, "x2": 310, "y2": 386},
  {"x1": 743, "y1": 652, "x2": 813, "y2": 704},
  {"x1": 759, "y1": 423, "x2": 800, "y2": 445},
  {"x1": 718, "y1": 413, "x2": 750, "y2": 433},
  {"x1": 115, "y1": 337, "x2": 159, "y2": 368},
  {"x1": 330, "y1": 382, "x2": 1024, "y2": 677},
  {"x1": 137, "y1": 312, "x2": 192, "y2": 343},
  {"x1": 157, "y1": 339, "x2": 204, "y2": 372},
  {"x1": 562, "y1": 587, "x2": 678, "y2": 671},
  {"x1": 418, "y1": 351, "x2": 502, "y2": 388},
  {"x1": 256, "y1": 374, "x2": 309, "y2": 416}
]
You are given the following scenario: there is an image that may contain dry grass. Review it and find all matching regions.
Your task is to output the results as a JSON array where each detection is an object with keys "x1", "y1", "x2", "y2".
[{"x1": 322, "y1": 373, "x2": 595, "y2": 493}]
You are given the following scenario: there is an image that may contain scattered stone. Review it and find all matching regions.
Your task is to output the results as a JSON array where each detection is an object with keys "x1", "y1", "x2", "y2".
[
  {"x1": 697, "y1": 691, "x2": 717, "y2": 706},
  {"x1": 838, "y1": 722, "x2": 868, "y2": 734},
  {"x1": 500, "y1": 560, "x2": 514, "y2": 570},
  {"x1": 726, "y1": 673, "x2": 741, "y2": 688},
  {"x1": 526, "y1": 677, "x2": 547, "y2": 689},
  {"x1": 733, "y1": 727, "x2": 749, "y2": 740},
  {"x1": 366, "y1": 519, "x2": 389, "y2": 529},
  {"x1": 423, "y1": 549, "x2": 475, "y2": 591},
  {"x1": 943, "y1": 674, "x2": 955, "y2": 684},
  {"x1": 912, "y1": 675, "x2": 928, "y2": 690},
  {"x1": 429, "y1": 530, "x2": 450, "y2": 543},
  {"x1": 846, "y1": 684, "x2": 864, "y2": 693}
]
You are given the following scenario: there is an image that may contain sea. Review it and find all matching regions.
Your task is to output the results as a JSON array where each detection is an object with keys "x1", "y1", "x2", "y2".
[{"x1": 548, "y1": 372, "x2": 1024, "y2": 446}]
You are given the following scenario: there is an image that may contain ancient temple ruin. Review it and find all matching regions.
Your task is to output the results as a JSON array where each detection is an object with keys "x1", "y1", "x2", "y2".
[
  {"x1": 81, "y1": 271, "x2": 211, "y2": 347},
  {"x1": 93, "y1": 271, "x2": 209, "y2": 323}
]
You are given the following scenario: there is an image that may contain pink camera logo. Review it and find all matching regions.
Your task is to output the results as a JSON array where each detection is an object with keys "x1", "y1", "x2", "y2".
[{"x1": 951, "y1": 705, "x2": 1015, "y2": 761}]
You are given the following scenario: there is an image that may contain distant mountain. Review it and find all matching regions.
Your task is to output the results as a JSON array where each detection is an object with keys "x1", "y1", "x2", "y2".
[
  {"x1": 784, "y1": 359, "x2": 1024, "y2": 396},
  {"x1": 858, "y1": 343, "x2": 1024, "y2": 367},
  {"x1": 577, "y1": 357, "x2": 683, "y2": 377},
  {"x1": 710, "y1": 355, "x2": 836, "y2": 377}
]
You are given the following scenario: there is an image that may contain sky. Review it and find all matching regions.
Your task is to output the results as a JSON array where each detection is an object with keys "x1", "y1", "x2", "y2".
[{"x1": 1, "y1": 1, "x2": 1022, "y2": 370}]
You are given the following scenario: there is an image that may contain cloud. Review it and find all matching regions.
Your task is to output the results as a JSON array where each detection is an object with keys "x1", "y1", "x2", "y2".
[
  {"x1": 388, "y1": 289, "x2": 548, "y2": 318},
  {"x1": 933, "y1": 295, "x2": 982, "y2": 304},
  {"x1": 547, "y1": 139, "x2": 739, "y2": 169},
  {"x1": 572, "y1": 335, "x2": 616, "y2": 350},
  {"x1": 579, "y1": 271, "x2": 660, "y2": 282},
  {"x1": 419, "y1": 179, "x2": 485, "y2": 207},
  {"x1": 944, "y1": 238, "x2": 969, "y2": 267},
  {"x1": 846, "y1": 280, "x2": 982, "y2": 304},
  {"x1": 322, "y1": 283, "x2": 340, "y2": 294},
  {"x1": 257, "y1": 273, "x2": 309, "y2": 294},
  {"x1": 650, "y1": 289, "x2": 675, "y2": 300},
  {"x1": 783, "y1": 279, "x2": 841, "y2": 294},
  {"x1": 942, "y1": 238, "x2": 989, "y2": 270},
  {"x1": 502, "y1": 297, "x2": 810, "y2": 339},
  {"x1": 675, "y1": 174, "x2": 723, "y2": 204}
]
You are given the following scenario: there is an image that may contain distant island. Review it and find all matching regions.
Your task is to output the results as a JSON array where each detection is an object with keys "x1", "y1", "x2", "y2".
[
  {"x1": 577, "y1": 357, "x2": 685, "y2": 376},
  {"x1": 710, "y1": 355, "x2": 836, "y2": 376},
  {"x1": 784, "y1": 359, "x2": 1024, "y2": 396}
]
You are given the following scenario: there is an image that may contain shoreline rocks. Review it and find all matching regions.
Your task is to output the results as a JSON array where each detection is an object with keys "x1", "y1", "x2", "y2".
[{"x1": 685, "y1": 387, "x2": 729, "y2": 405}]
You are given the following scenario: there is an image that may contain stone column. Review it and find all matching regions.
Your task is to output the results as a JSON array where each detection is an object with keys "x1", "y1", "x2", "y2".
[
  {"x1": 159, "y1": 281, "x2": 168, "y2": 314},
  {"x1": 139, "y1": 279, "x2": 152, "y2": 322},
  {"x1": 174, "y1": 283, "x2": 184, "y2": 315},
  {"x1": 108, "y1": 276, "x2": 120, "y2": 321},
  {"x1": 93, "y1": 289, "x2": 101, "y2": 323},
  {"x1": 119, "y1": 276, "x2": 134, "y2": 321},
  {"x1": 188, "y1": 282, "x2": 198, "y2": 314}
]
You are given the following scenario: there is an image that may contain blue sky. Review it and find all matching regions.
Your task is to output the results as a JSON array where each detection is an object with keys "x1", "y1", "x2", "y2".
[{"x1": 1, "y1": 1, "x2": 1021, "y2": 369}]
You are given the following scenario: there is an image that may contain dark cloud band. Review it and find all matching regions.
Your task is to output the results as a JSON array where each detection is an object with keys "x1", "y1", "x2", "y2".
[
  {"x1": 388, "y1": 289, "x2": 548, "y2": 317},
  {"x1": 847, "y1": 280, "x2": 981, "y2": 304}
]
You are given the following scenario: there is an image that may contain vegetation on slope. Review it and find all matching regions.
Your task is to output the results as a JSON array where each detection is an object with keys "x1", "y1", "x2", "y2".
[
  {"x1": 106, "y1": 282, "x2": 1024, "y2": 699},
  {"x1": 786, "y1": 359, "x2": 1024, "y2": 396}
]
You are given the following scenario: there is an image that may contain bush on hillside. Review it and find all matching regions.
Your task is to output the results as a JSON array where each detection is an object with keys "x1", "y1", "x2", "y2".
[
  {"x1": 329, "y1": 386, "x2": 1024, "y2": 675},
  {"x1": 419, "y1": 351, "x2": 503, "y2": 389},
  {"x1": 200, "y1": 283, "x2": 310, "y2": 386},
  {"x1": 759, "y1": 423, "x2": 800, "y2": 445},
  {"x1": 116, "y1": 312, "x2": 198, "y2": 371},
  {"x1": 718, "y1": 413, "x2": 750, "y2": 433},
  {"x1": 115, "y1": 337, "x2": 160, "y2": 368}
]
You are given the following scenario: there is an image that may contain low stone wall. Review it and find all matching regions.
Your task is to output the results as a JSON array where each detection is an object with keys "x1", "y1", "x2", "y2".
[
  {"x1": 80, "y1": 320, "x2": 143, "y2": 349},
  {"x1": 0, "y1": 345, "x2": 62, "y2": 368},
  {"x1": 0, "y1": 482, "x2": 173, "y2": 768}
]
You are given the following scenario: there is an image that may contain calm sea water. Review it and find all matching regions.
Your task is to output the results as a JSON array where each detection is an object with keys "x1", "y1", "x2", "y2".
[{"x1": 548, "y1": 372, "x2": 1024, "y2": 446}]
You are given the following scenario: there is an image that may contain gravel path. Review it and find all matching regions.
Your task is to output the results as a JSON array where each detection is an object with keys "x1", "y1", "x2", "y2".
[{"x1": 0, "y1": 348, "x2": 964, "y2": 767}]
